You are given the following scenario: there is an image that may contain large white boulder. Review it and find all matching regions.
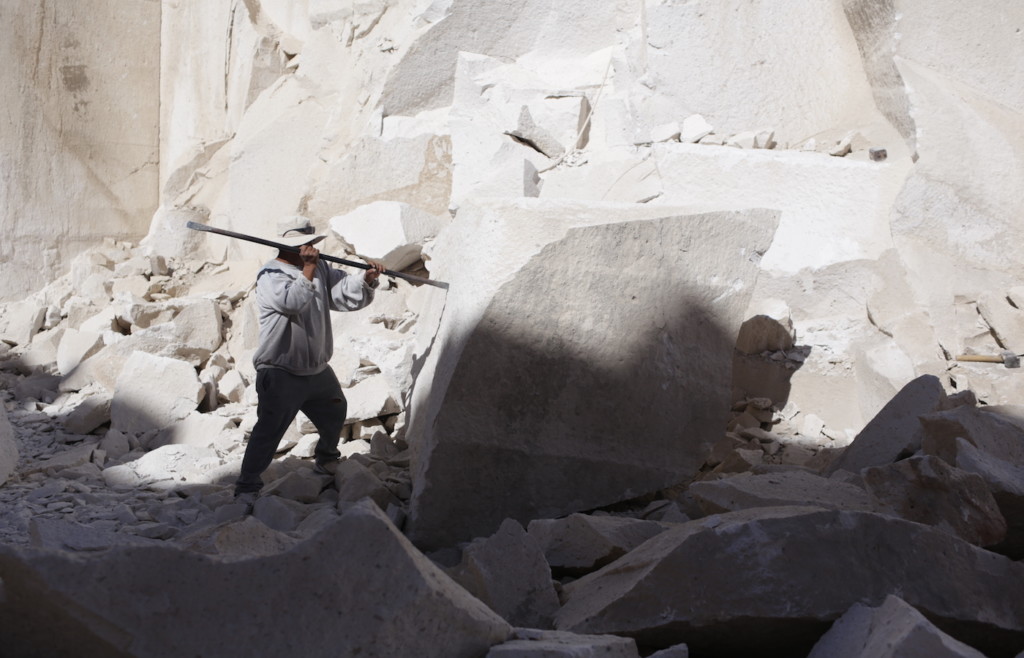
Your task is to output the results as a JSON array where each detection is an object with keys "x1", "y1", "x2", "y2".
[
  {"x1": 110, "y1": 352, "x2": 204, "y2": 434},
  {"x1": 330, "y1": 201, "x2": 448, "y2": 270},
  {"x1": 405, "y1": 201, "x2": 778, "y2": 548}
]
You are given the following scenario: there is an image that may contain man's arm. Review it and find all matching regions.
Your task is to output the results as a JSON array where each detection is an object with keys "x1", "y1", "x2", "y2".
[
  {"x1": 256, "y1": 267, "x2": 316, "y2": 315},
  {"x1": 324, "y1": 258, "x2": 385, "y2": 312}
]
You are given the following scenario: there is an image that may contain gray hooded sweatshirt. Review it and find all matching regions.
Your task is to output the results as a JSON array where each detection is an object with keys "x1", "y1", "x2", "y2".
[{"x1": 252, "y1": 259, "x2": 377, "y2": 376}]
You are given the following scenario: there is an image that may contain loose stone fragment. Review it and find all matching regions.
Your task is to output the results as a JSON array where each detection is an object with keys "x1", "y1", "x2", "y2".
[
  {"x1": 486, "y1": 628, "x2": 640, "y2": 658},
  {"x1": 527, "y1": 514, "x2": 667, "y2": 576},
  {"x1": 807, "y1": 595, "x2": 986, "y2": 658},
  {"x1": 947, "y1": 436, "x2": 1024, "y2": 558},
  {"x1": 449, "y1": 519, "x2": 561, "y2": 629},
  {"x1": 110, "y1": 351, "x2": 204, "y2": 434},
  {"x1": 680, "y1": 114, "x2": 713, "y2": 143},
  {"x1": 334, "y1": 459, "x2": 400, "y2": 510},
  {"x1": 828, "y1": 374, "x2": 946, "y2": 475},
  {"x1": 863, "y1": 455, "x2": 1007, "y2": 547},
  {"x1": 688, "y1": 470, "x2": 875, "y2": 515}
]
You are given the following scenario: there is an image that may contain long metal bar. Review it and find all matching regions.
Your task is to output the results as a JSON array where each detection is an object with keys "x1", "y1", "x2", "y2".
[{"x1": 186, "y1": 221, "x2": 449, "y2": 290}]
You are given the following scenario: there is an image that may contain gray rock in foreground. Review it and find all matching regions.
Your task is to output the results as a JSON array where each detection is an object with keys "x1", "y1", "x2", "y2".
[
  {"x1": 527, "y1": 513, "x2": 669, "y2": 576},
  {"x1": 952, "y1": 436, "x2": 1024, "y2": 559},
  {"x1": 486, "y1": 628, "x2": 640, "y2": 657},
  {"x1": 0, "y1": 501, "x2": 511, "y2": 657},
  {"x1": 863, "y1": 455, "x2": 1006, "y2": 547},
  {"x1": 555, "y1": 507, "x2": 1024, "y2": 657},
  {"x1": 687, "y1": 470, "x2": 875, "y2": 515},
  {"x1": 807, "y1": 594, "x2": 986, "y2": 658},
  {"x1": 449, "y1": 518, "x2": 561, "y2": 629},
  {"x1": 827, "y1": 374, "x2": 946, "y2": 475}
]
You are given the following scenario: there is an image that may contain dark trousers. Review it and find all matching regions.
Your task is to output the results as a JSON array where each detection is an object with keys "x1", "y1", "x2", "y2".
[{"x1": 234, "y1": 366, "x2": 347, "y2": 494}]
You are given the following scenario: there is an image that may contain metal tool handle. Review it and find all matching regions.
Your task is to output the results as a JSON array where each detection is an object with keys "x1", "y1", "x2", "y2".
[
  {"x1": 955, "y1": 354, "x2": 1004, "y2": 363},
  {"x1": 186, "y1": 221, "x2": 449, "y2": 290}
]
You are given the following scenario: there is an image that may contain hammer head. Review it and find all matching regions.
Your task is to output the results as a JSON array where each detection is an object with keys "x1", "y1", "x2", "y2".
[{"x1": 1002, "y1": 350, "x2": 1020, "y2": 368}]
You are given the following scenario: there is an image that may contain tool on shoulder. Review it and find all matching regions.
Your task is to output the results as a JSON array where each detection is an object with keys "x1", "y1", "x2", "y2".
[
  {"x1": 955, "y1": 350, "x2": 1020, "y2": 369},
  {"x1": 187, "y1": 221, "x2": 449, "y2": 290}
]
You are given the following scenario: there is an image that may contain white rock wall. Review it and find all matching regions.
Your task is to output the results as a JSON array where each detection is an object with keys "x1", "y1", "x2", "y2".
[
  {"x1": 5, "y1": 0, "x2": 1024, "y2": 471},
  {"x1": 0, "y1": 1, "x2": 160, "y2": 301}
]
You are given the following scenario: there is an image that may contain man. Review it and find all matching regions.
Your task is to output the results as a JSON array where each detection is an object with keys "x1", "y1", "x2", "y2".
[{"x1": 234, "y1": 215, "x2": 385, "y2": 507}]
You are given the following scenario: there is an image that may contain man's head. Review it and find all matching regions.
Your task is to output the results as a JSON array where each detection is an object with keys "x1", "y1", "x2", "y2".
[{"x1": 276, "y1": 215, "x2": 326, "y2": 247}]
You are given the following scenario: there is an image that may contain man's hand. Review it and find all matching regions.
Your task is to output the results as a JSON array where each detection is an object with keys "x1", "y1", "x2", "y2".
[
  {"x1": 364, "y1": 259, "x2": 386, "y2": 284},
  {"x1": 299, "y1": 244, "x2": 319, "y2": 281}
]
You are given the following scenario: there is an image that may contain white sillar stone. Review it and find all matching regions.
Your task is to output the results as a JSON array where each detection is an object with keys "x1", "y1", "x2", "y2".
[
  {"x1": 103, "y1": 444, "x2": 219, "y2": 490},
  {"x1": 344, "y1": 377, "x2": 400, "y2": 424},
  {"x1": 110, "y1": 352, "x2": 204, "y2": 434},
  {"x1": 290, "y1": 434, "x2": 319, "y2": 459},
  {"x1": 330, "y1": 201, "x2": 448, "y2": 271},
  {"x1": 405, "y1": 202, "x2": 779, "y2": 548},
  {"x1": 79, "y1": 307, "x2": 120, "y2": 335},
  {"x1": 649, "y1": 122, "x2": 681, "y2": 143},
  {"x1": 63, "y1": 393, "x2": 113, "y2": 435},
  {"x1": 151, "y1": 411, "x2": 234, "y2": 450},
  {"x1": 56, "y1": 329, "x2": 104, "y2": 376},
  {"x1": 217, "y1": 369, "x2": 246, "y2": 404},
  {"x1": 99, "y1": 429, "x2": 132, "y2": 461},
  {"x1": 351, "y1": 419, "x2": 386, "y2": 441},
  {"x1": 726, "y1": 131, "x2": 758, "y2": 149},
  {"x1": 111, "y1": 276, "x2": 151, "y2": 300},
  {"x1": 0, "y1": 300, "x2": 46, "y2": 346},
  {"x1": 754, "y1": 129, "x2": 777, "y2": 149},
  {"x1": 19, "y1": 327, "x2": 65, "y2": 372},
  {"x1": 680, "y1": 114, "x2": 713, "y2": 143}
]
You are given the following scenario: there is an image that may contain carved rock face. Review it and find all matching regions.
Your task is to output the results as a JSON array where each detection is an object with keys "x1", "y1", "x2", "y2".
[{"x1": 407, "y1": 206, "x2": 779, "y2": 548}]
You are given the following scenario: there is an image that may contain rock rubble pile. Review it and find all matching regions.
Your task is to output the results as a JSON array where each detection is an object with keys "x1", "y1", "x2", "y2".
[
  {"x1": 2, "y1": 0, "x2": 1024, "y2": 656},
  {"x1": 1, "y1": 239, "x2": 1023, "y2": 656}
]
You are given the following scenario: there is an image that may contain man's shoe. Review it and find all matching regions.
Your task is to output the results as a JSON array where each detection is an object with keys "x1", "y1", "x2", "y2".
[
  {"x1": 313, "y1": 460, "x2": 338, "y2": 476},
  {"x1": 234, "y1": 491, "x2": 258, "y2": 513}
]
